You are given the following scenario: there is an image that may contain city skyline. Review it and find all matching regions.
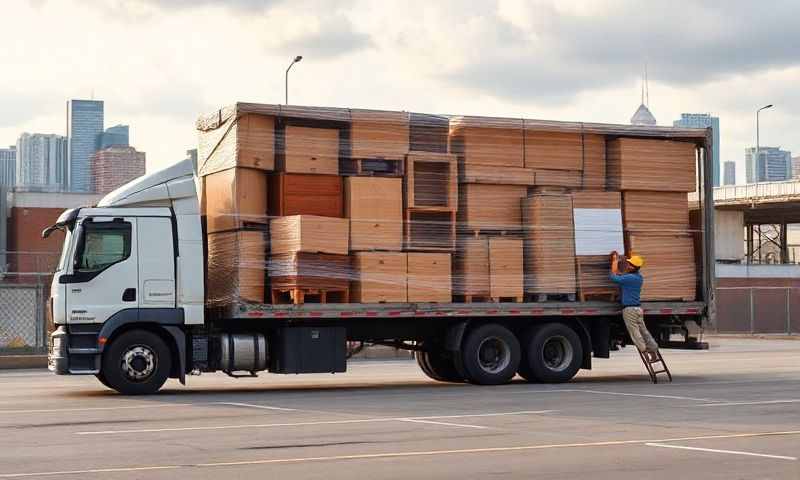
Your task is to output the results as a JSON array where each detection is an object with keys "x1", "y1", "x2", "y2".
[
  {"x1": 66, "y1": 99, "x2": 103, "y2": 192},
  {"x1": 1, "y1": 1, "x2": 798, "y2": 176}
]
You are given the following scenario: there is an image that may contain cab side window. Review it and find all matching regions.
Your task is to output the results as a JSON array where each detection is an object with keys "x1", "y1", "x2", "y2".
[{"x1": 75, "y1": 221, "x2": 132, "y2": 273}]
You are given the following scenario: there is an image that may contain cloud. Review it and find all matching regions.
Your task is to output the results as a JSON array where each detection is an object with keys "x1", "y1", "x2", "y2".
[
  {"x1": 439, "y1": 0, "x2": 800, "y2": 102},
  {"x1": 266, "y1": 15, "x2": 372, "y2": 59},
  {"x1": 0, "y1": 92, "x2": 62, "y2": 128}
]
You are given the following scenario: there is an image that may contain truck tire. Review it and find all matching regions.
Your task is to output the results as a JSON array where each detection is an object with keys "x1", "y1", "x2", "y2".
[
  {"x1": 101, "y1": 329, "x2": 172, "y2": 395},
  {"x1": 416, "y1": 349, "x2": 463, "y2": 383},
  {"x1": 458, "y1": 324, "x2": 520, "y2": 385},
  {"x1": 95, "y1": 372, "x2": 111, "y2": 389},
  {"x1": 521, "y1": 323, "x2": 582, "y2": 383}
]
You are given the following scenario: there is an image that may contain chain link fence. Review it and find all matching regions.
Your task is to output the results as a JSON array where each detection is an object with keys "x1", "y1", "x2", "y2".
[{"x1": 0, "y1": 251, "x2": 57, "y2": 355}]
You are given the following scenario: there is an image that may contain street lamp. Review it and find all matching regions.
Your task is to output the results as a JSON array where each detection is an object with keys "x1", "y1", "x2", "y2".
[
  {"x1": 756, "y1": 104, "x2": 773, "y2": 180},
  {"x1": 285, "y1": 55, "x2": 303, "y2": 105}
]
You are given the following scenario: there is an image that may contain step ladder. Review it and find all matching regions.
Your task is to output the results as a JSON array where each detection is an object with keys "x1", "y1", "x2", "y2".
[{"x1": 638, "y1": 350, "x2": 672, "y2": 384}]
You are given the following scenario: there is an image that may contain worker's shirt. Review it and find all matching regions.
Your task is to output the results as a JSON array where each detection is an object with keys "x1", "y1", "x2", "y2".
[{"x1": 609, "y1": 272, "x2": 643, "y2": 307}]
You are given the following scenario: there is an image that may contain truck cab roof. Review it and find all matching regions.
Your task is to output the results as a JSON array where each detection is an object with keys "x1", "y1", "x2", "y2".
[{"x1": 97, "y1": 158, "x2": 197, "y2": 210}]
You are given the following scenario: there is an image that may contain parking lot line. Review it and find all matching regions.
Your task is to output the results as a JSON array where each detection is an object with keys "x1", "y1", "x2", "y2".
[
  {"x1": 645, "y1": 443, "x2": 797, "y2": 461},
  {"x1": 514, "y1": 388, "x2": 723, "y2": 402},
  {"x1": 75, "y1": 410, "x2": 557, "y2": 435},
  {"x1": 398, "y1": 419, "x2": 489, "y2": 429},
  {"x1": 4, "y1": 430, "x2": 799, "y2": 478},
  {"x1": 213, "y1": 402, "x2": 298, "y2": 411},
  {"x1": 696, "y1": 399, "x2": 800, "y2": 407}
]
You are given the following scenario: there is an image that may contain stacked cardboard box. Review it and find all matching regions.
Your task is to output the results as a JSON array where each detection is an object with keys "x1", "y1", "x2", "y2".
[
  {"x1": 522, "y1": 194, "x2": 576, "y2": 297},
  {"x1": 453, "y1": 237, "x2": 523, "y2": 300}
]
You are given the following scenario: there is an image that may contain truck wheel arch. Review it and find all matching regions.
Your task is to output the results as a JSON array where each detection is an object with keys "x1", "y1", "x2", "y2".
[{"x1": 97, "y1": 309, "x2": 186, "y2": 384}]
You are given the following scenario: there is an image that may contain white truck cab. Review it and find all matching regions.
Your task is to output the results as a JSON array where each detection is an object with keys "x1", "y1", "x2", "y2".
[{"x1": 47, "y1": 160, "x2": 205, "y2": 391}]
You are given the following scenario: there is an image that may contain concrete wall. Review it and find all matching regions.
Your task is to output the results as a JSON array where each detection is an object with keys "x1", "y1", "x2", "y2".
[{"x1": 715, "y1": 210, "x2": 744, "y2": 262}]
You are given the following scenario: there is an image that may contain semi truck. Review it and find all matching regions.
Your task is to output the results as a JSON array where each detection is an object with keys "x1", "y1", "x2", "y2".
[{"x1": 46, "y1": 116, "x2": 715, "y2": 395}]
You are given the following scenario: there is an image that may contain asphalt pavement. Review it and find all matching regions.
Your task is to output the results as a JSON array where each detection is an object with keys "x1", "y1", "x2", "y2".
[{"x1": 0, "y1": 337, "x2": 798, "y2": 479}]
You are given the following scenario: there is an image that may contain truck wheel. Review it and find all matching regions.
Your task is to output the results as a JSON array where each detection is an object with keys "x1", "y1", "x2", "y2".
[
  {"x1": 521, "y1": 323, "x2": 582, "y2": 383},
  {"x1": 95, "y1": 372, "x2": 111, "y2": 389},
  {"x1": 416, "y1": 349, "x2": 463, "y2": 383},
  {"x1": 101, "y1": 330, "x2": 172, "y2": 395},
  {"x1": 459, "y1": 324, "x2": 520, "y2": 385}
]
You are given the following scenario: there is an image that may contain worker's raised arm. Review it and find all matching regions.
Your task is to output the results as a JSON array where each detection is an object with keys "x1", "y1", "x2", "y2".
[{"x1": 610, "y1": 251, "x2": 620, "y2": 275}]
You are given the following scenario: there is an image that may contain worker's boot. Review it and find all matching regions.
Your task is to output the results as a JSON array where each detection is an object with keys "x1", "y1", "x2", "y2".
[{"x1": 647, "y1": 350, "x2": 659, "y2": 362}]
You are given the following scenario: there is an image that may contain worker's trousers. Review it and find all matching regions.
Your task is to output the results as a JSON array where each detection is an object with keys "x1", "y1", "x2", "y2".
[{"x1": 622, "y1": 307, "x2": 659, "y2": 353}]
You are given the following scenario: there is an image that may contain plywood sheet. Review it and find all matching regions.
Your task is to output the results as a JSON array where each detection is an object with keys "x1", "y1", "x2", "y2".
[
  {"x1": 407, "y1": 253, "x2": 452, "y2": 302},
  {"x1": 449, "y1": 117, "x2": 524, "y2": 168},
  {"x1": 623, "y1": 190, "x2": 691, "y2": 234},
  {"x1": 534, "y1": 169, "x2": 582, "y2": 188},
  {"x1": 207, "y1": 230, "x2": 266, "y2": 304},
  {"x1": 524, "y1": 129, "x2": 583, "y2": 171},
  {"x1": 270, "y1": 215, "x2": 349, "y2": 255},
  {"x1": 460, "y1": 164, "x2": 536, "y2": 186},
  {"x1": 458, "y1": 184, "x2": 527, "y2": 231},
  {"x1": 489, "y1": 237, "x2": 523, "y2": 298},
  {"x1": 582, "y1": 133, "x2": 606, "y2": 190},
  {"x1": 350, "y1": 109, "x2": 409, "y2": 160},
  {"x1": 345, "y1": 177, "x2": 403, "y2": 251},
  {"x1": 269, "y1": 173, "x2": 343, "y2": 217},
  {"x1": 282, "y1": 126, "x2": 339, "y2": 174},
  {"x1": 607, "y1": 138, "x2": 696, "y2": 192},
  {"x1": 203, "y1": 167, "x2": 268, "y2": 233},
  {"x1": 453, "y1": 236, "x2": 489, "y2": 296},
  {"x1": 626, "y1": 233, "x2": 696, "y2": 301},
  {"x1": 522, "y1": 194, "x2": 576, "y2": 294},
  {"x1": 351, "y1": 252, "x2": 408, "y2": 303}
]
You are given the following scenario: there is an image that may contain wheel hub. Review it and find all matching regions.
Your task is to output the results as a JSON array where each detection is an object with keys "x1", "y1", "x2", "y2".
[
  {"x1": 476, "y1": 336, "x2": 511, "y2": 374},
  {"x1": 121, "y1": 346, "x2": 156, "y2": 381},
  {"x1": 542, "y1": 335, "x2": 573, "y2": 372}
]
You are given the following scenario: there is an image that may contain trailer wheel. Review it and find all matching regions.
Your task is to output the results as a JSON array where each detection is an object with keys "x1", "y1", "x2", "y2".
[
  {"x1": 101, "y1": 329, "x2": 171, "y2": 395},
  {"x1": 521, "y1": 323, "x2": 582, "y2": 383},
  {"x1": 94, "y1": 372, "x2": 111, "y2": 389},
  {"x1": 459, "y1": 324, "x2": 520, "y2": 385},
  {"x1": 416, "y1": 349, "x2": 463, "y2": 383}
]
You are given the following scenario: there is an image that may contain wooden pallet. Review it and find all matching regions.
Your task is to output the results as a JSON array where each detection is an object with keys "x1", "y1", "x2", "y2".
[
  {"x1": 576, "y1": 256, "x2": 619, "y2": 302},
  {"x1": 526, "y1": 293, "x2": 577, "y2": 302},
  {"x1": 405, "y1": 207, "x2": 456, "y2": 251},
  {"x1": 340, "y1": 157, "x2": 404, "y2": 177},
  {"x1": 271, "y1": 286, "x2": 349, "y2": 305},
  {"x1": 460, "y1": 227, "x2": 523, "y2": 238},
  {"x1": 578, "y1": 288, "x2": 619, "y2": 302},
  {"x1": 453, "y1": 295, "x2": 523, "y2": 303}
]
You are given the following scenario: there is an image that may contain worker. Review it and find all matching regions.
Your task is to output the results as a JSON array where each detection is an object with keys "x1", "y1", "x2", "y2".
[{"x1": 609, "y1": 251, "x2": 659, "y2": 362}]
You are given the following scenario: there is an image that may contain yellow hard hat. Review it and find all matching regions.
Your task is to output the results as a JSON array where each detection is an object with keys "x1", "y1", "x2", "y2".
[{"x1": 627, "y1": 255, "x2": 644, "y2": 268}]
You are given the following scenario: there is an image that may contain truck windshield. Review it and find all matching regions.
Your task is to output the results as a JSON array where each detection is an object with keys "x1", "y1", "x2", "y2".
[{"x1": 56, "y1": 229, "x2": 73, "y2": 272}]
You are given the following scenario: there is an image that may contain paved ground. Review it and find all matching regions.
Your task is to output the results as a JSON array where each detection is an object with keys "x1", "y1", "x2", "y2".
[{"x1": 0, "y1": 337, "x2": 798, "y2": 479}]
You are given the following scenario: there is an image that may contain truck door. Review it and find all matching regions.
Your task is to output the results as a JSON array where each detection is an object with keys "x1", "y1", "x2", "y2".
[
  {"x1": 136, "y1": 217, "x2": 176, "y2": 308},
  {"x1": 65, "y1": 217, "x2": 138, "y2": 324}
]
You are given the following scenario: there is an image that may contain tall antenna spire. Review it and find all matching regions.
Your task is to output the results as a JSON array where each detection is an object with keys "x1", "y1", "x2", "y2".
[
  {"x1": 640, "y1": 66, "x2": 644, "y2": 105},
  {"x1": 645, "y1": 62, "x2": 649, "y2": 107}
]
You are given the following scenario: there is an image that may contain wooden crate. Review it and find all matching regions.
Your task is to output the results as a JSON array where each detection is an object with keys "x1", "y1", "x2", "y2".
[
  {"x1": 582, "y1": 133, "x2": 606, "y2": 190},
  {"x1": 268, "y1": 173, "x2": 343, "y2": 217},
  {"x1": 489, "y1": 237, "x2": 523, "y2": 300},
  {"x1": 405, "y1": 152, "x2": 457, "y2": 209},
  {"x1": 279, "y1": 125, "x2": 339, "y2": 174},
  {"x1": 269, "y1": 252, "x2": 350, "y2": 304},
  {"x1": 407, "y1": 253, "x2": 452, "y2": 303},
  {"x1": 449, "y1": 117, "x2": 524, "y2": 168},
  {"x1": 522, "y1": 194, "x2": 576, "y2": 295},
  {"x1": 453, "y1": 236, "x2": 489, "y2": 297},
  {"x1": 345, "y1": 177, "x2": 403, "y2": 251},
  {"x1": 405, "y1": 209, "x2": 456, "y2": 251},
  {"x1": 534, "y1": 169, "x2": 582, "y2": 188},
  {"x1": 458, "y1": 184, "x2": 527, "y2": 232},
  {"x1": 269, "y1": 215, "x2": 349, "y2": 255},
  {"x1": 607, "y1": 138, "x2": 697, "y2": 191},
  {"x1": 410, "y1": 113, "x2": 449, "y2": 153},
  {"x1": 623, "y1": 191, "x2": 690, "y2": 234},
  {"x1": 459, "y1": 164, "x2": 536, "y2": 186},
  {"x1": 350, "y1": 109, "x2": 409, "y2": 161},
  {"x1": 203, "y1": 167, "x2": 268, "y2": 233},
  {"x1": 626, "y1": 233, "x2": 696, "y2": 301},
  {"x1": 351, "y1": 252, "x2": 408, "y2": 303},
  {"x1": 207, "y1": 229, "x2": 267, "y2": 305},
  {"x1": 524, "y1": 129, "x2": 583, "y2": 171}
]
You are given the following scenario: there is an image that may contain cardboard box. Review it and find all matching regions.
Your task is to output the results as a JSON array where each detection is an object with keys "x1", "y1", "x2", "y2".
[
  {"x1": 281, "y1": 125, "x2": 339, "y2": 174},
  {"x1": 453, "y1": 237, "x2": 489, "y2": 296},
  {"x1": 524, "y1": 129, "x2": 583, "y2": 171},
  {"x1": 198, "y1": 113, "x2": 275, "y2": 176},
  {"x1": 350, "y1": 109, "x2": 409, "y2": 160},
  {"x1": 405, "y1": 152, "x2": 457, "y2": 209},
  {"x1": 534, "y1": 169, "x2": 582, "y2": 188},
  {"x1": 522, "y1": 194, "x2": 576, "y2": 295},
  {"x1": 270, "y1": 215, "x2": 349, "y2": 255},
  {"x1": 449, "y1": 117, "x2": 524, "y2": 168},
  {"x1": 458, "y1": 184, "x2": 527, "y2": 231},
  {"x1": 269, "y1": 173, "x2": 343, "y2": 217},
  {"x1": 571, "y1": 190, "x2": 621, "y2": 210},
  {"x1": 626, "y1": 233, "x2": 696, "y2": 301},
  {"x1": 410, "y1": 113, "x2": 449, "y2": 153},
  {"x1": 407, "y1": 253, "x2": 452, "y2": 302},
  {"x1": 206, "y1": 230, "x2": 266, "y2": 304},
  {"x1": 459, "y1": 164, "x2": 536, "y2": 186},
  {"x1": 582, "y1": 134, "x2": 606, "y2": 190},
  {"x1": 607, "y1": 138, "x2": 696, "y2": 191},
  {"x1": 345, "y1": 177, "x2": 403, "y2": 251},
  {"x1": 236, "y1": 114, "x2": 275, "y2": 171},
  {"x1": 623, "y1": 191, "x2": 690, "y2": 234},
  {"x1": 351, "y1": 252, "x2": 408, "y2": 303},
  {"x1": 203, "y1": 167, "x2": 268, "y2": 233},
  {"x1": 489, "y1": 237, "x2": 523, "y2": 299},
  {"x1": 268, "y1": 252, "x2": 350, "y2": 289}
]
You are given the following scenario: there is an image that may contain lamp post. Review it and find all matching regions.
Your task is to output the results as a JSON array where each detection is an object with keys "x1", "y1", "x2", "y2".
[
  {"x1": 285, "y1": 55, "x2": 303, "y2": 105},
  {"x1": 756, "y1": 104, "x2": 773, "y2": 181}
]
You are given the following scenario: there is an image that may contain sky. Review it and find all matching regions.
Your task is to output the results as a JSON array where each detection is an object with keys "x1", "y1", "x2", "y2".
[{"x1": 1, "y1": 0, "x2": 798, "y2": 184}]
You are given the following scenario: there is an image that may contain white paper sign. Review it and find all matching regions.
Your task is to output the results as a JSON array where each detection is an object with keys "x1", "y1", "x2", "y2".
[{"x1": 572, "y1": 208, "x2": 624, "y2": 256}]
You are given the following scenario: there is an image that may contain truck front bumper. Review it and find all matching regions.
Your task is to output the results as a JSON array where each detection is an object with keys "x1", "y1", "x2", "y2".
[
  {"x1": 48, "y1": 326, "x2": 69, "y2": 375},
  {"x1": 48, "y1": 325, "x2": 101, "y2": 375}
]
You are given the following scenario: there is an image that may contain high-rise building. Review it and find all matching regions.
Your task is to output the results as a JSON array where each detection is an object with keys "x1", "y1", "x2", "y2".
[
  {"x1": 66, "y1": 99, "x2": 104, "y2": 192},
  {"x1": 91, "y1": 146, "x2": 146, "y2": 194},
  {"x1": 723, "y1": 161, "x2": 736, "y2": 186},
  {"x1": 673, "y1": 113, "x2": 720, "y2": 187},
  {"x1": 99, "y1": 124, "x2": 129, "y2": 149},
  {"x1": 0, "y1": 146, "x2": 15, "y2": 187},
  {"x1": 745, "y1": 147, "x2": 792, "y2": 183},
  {"x1": 792, "y1": 156, "x2": 800, "y2": 179},
  {"x1": 15, "y1": 133, "x2": 67, "y2": 189}
]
